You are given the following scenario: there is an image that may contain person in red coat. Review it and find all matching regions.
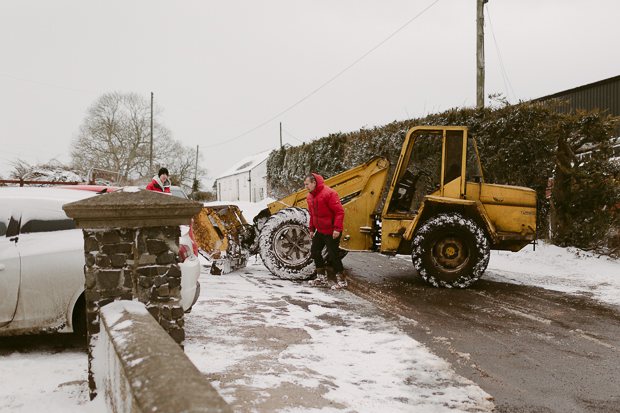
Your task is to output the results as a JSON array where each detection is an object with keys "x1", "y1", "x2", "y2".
[
  {"x1": 304, "y1": 173, "x2": 347, "y2": 289},
  {"x1": 146, "y1": 167, "x2": 171, "y2": 193}
]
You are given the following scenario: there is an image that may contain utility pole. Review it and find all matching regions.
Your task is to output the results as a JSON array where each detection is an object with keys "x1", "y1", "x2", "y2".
[
  {"x1": 150, "y1": 92, "x2": 154, "y2": 174},
  {"x1": 280, "y1": 122, "x2": 282, "y2": 148},
  {"x1": 248, "y1": 171, "x2": 252, "y2": 202},
  {"x1": 477, "y1": 0, "x2": 488, "y2": 108},
  {"x1": 194, "y1": 145, "x2": 199, "y2": 182}
]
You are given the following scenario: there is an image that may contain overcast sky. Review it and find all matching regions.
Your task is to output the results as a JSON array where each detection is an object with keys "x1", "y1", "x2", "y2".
[{"x1": 2, "y1": 0, "x2": 619, "y2": 186}]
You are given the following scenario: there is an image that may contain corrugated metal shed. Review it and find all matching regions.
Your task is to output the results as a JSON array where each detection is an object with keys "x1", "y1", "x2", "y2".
[{"x1": 533, "y1": 75, "x2": 620, "y2": 132}]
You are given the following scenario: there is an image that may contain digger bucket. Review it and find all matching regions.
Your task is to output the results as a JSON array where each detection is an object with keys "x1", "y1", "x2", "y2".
[{"x1": 192, "y1": 204, "x2": 255, "y2": 275}]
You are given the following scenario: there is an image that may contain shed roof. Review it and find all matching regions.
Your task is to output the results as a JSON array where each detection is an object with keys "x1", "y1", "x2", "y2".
[
  {"x1": 216, "y1": 150, "x2": 272, "y2": 180},
  {"x1": 533, "y1": 74, "x2": 620, "y2": 102}
]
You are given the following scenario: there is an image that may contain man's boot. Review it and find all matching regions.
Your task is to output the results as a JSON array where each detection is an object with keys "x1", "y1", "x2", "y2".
[
  {"x1": 331, "y1": 271, "x2": 347, "y2": 290},
  {"x1": 308, "y1": 268, "x2": 329, "y2": 287}
]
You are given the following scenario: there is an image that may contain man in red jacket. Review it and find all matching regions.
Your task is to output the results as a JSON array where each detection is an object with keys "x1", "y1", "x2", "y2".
[
  {"x1": 304, "y1": 173, "x2": 347, "y2": 289},
  {"x1": 146, "y1": 167, "x2": 171, "y2": 193}
]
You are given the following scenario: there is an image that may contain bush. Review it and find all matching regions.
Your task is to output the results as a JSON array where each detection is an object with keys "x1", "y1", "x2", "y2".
[{"x1": 189, "y1": 190, "x2": 217, "y2": 202}]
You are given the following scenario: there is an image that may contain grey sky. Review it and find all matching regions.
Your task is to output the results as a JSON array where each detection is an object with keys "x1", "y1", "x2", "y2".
[{"x1": 2, "y1": 0, "x2": 619, "y2": 186}]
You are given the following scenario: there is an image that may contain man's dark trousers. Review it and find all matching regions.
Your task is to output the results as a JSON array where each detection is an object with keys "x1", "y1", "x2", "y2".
[{"x1": 310, "y1": 232, "x2": 343, "y2": 274}]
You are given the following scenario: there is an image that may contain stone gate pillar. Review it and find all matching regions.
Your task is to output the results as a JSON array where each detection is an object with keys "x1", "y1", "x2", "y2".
[{"x1": 63, "y1": 188, "x2": 203, "y2": 398}]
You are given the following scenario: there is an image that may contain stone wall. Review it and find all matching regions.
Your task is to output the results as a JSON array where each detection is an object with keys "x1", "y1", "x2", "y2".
[
  {"x1": 94, "y1": 300, "x2": 232, "y2": 413},
  {"x1": 83, "y1": 225, "x2": 187, "y2": 395}
]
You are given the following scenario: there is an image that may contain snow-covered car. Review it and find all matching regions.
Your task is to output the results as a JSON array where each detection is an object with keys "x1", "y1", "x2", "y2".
[
  {"x1": 178, "y1": 224, "x2": 200, "y2": 310},
  {"x1": 0, "y1": 187, "x2": 200, "y2": 336}
]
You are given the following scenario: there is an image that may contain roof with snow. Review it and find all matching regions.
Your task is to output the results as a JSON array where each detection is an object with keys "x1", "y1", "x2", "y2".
[{"x1": 215, "y1": 150, "x2": 272, "y2": 180}]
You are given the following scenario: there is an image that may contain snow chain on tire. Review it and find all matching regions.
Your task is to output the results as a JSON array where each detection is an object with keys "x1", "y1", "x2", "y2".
[
  {"x1": 259, "y1": 207, "x2": 315, "y2": 280},
  {"x1": 412, "y1": 212, "x2": 490, "y2": 288}
]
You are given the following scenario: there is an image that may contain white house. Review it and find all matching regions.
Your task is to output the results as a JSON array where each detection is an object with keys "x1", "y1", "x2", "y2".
[{"x1": 215, "y1": 150, "x2": 272, "y2": 202}]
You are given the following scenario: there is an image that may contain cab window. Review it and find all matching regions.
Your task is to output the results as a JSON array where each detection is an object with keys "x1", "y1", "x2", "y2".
[
  {"x1": 387, "y1": 133, "x2": 442, "y2": 215},
  {"x1": 443, "y1": 130, "x2": 464, "y2": 185}
]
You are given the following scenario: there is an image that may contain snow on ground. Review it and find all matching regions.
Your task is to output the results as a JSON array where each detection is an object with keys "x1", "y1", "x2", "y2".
[
  {"x1": 485, "y1": 243, "x2": 620, "y2": 307},
  {"x1": 400, "y1": 241, "x2": 620, "y2": 308},
  {"x1": 0, "y1": 350, "x2": 106, "y2": 413},
  {"x1": 184, "y1": 259, "x2": 494, "y2": 412}
]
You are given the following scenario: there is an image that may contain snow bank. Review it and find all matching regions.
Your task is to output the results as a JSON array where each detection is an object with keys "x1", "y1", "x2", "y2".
[{"x1": 485, "y1": 241, "x2": 620, "y2": 307}]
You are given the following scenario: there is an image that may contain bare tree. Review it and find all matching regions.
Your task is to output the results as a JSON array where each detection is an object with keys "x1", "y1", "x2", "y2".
[
  {"x1": 71, "y1": 92, "x2": 173, "y2": 182},
  {"x1": 71, "y1": 92, "x2": 209, "y2": 189},
  {"x1": 164, "y1": 142, "x2": 208, "y2": 192}
]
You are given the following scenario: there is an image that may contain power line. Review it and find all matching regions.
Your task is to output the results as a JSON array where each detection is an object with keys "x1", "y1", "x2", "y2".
[
  {"x1": 485, "y1": 5, "x2": 516, "y2": 103},
  {"x1": 203, "y1": 0, "x2": 441, "y2": 148},
  {"x1": 282, "y1": 129, "x2": 304, "y2": 143}
]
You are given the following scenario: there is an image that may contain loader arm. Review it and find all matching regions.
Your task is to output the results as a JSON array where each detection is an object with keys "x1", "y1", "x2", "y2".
[{"x1": 266, "y1": 157, "x2": 390, "y2": 251}]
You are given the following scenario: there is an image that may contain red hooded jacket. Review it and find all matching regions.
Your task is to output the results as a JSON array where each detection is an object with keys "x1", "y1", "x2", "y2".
[
  {"x1": 306, "y1": 173, "x2": 345, "y2": 235},
  {"x1": 146, "y1": 176, "x2": 171, "y2": 193}
]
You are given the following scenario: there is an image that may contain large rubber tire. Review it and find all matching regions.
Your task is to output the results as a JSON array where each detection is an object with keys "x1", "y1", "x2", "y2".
[
  {"x1": 412, "y1": 213, "x2": 490, "y2": 288},
  {"x1": 259, "y1": 207, "x2": 315, "y2": 280}
]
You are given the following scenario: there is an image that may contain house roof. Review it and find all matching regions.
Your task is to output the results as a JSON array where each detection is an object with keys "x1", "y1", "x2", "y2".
[{"x1": 216, "y1": 150, "x2": 272, "y2": 180}]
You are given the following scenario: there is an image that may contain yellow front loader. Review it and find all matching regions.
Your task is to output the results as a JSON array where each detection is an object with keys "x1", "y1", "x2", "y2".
[
  {"x1": 192, "y1": 204, "x2": 256, "y2": 275},
  {"x1": 252, "y1": 126, "x2": 537, "y2": 288}
]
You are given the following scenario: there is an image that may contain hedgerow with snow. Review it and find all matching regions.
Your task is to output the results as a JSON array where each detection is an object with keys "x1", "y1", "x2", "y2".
[{"x1": 266, "y1": 100, "x2": 620, "y2": 255}]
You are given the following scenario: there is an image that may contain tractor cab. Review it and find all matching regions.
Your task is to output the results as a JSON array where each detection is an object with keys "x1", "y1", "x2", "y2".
[
  {"x1": 381, "y1": 126, "x2": 484, "y2": 255},
  {"x1": 385, "y1": 126, "x2": 482, "y2": 217}
]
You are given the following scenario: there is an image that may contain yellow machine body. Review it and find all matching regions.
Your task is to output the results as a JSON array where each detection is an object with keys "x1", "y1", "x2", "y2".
[
  {"x1": 268, "y1": 126, "x2": 536, "y2": 255},
  {"x1": 266, "y1": 157, "x2": 390, "y2": 251},
  {"x1": 192, "y1": 204, "x2": 251, "y2": 274}
]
